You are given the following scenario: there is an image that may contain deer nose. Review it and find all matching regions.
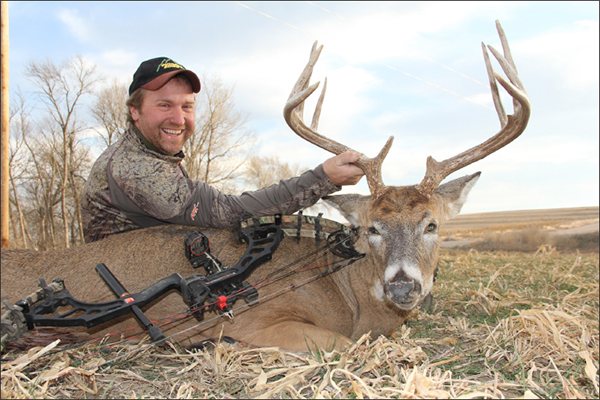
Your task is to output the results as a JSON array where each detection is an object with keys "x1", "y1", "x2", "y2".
[{"x1": 387, "y1": 279, "x2": 421, "y2": 304}]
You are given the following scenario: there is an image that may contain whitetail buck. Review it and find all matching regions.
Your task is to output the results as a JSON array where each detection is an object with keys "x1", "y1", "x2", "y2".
[{"x1": 1, "y1": 21, "x2": 529, "y2": 352}]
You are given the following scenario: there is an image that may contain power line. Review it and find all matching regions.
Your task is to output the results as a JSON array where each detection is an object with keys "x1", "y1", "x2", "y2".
[
  {"x1": 234, "y1": 1, "x2": 495, "y2": 111},
  {"x1": 306, "y1": 1, "x2": 489, "y2": 88},
  {"x1": 304, "y1": 2, "x2": 594, "y2": 135},
  {"x1": 234, "y1": 2, "x2": 317, "y2": 39}
]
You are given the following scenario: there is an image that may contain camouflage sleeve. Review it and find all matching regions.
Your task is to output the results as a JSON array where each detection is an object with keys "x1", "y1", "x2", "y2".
[
  {"x1": 110, "y1": 155, "x2": 340, "y2": 229},
  {"x1": 187, "y1": 165, "x2": 341, "y2": 228}
]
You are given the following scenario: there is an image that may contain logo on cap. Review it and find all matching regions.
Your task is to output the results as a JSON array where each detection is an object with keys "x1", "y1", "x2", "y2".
[{"x1": 156, "y1": 58, "x2": 186, "y2": 72}]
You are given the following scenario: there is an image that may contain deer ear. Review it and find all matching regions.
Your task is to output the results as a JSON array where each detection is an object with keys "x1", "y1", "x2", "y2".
[
  {"x1": 323, "y1": 194, "x2": 370, "y2": 227},
  {"x1": 433, "y1": 172, "x2": 481, "y2": 221}
]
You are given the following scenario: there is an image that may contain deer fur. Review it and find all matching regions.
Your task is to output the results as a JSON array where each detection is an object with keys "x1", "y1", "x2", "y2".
[{"x1": 1, "y1": 174, "x2": 478, "y2": 352}]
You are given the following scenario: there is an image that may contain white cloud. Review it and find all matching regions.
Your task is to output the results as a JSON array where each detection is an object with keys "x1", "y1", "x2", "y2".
[
  {"x1": 100, "y1": 49, "x2": 138, "y2": 69},
  {"x1": 514, "y1": 19, "x2": 599, "y2": 90},
  {"x1": 215, "y1": 46, "x2": 308, "y2": 120},
  {"x1": 460, "y1": 133, "x2": 599, "y2": 180},
  {"x1": 95, "y1": 49, "x2": 139, "y2": 88},
  {"x1": 310, "y1": 1, "x2": 517, "y2": 65},
  {"x1": 463, "y1": 176, "x2": 599, "y2": 214},
  {"x1": 214, "y1": 42, "x2": 380, "y2": 150},
  {"x1": 57, "y1": 8, "x2": 91, "y2": 43},
  {"x1": 465, "y1": 92, "x2": 494, "y2": 108},
  {"x1": 317, "y1": 65, "x2": 379, "y2": 139}
]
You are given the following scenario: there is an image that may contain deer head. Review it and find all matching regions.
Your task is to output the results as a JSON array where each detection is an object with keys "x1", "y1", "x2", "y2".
[{"x1": 284, "y1": 21, "x2": 530, "y2": 310}]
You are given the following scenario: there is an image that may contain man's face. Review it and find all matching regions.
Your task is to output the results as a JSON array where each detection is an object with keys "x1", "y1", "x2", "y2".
[{"x1": 130, "y1": 78, "x2": 196, "y2": 156}]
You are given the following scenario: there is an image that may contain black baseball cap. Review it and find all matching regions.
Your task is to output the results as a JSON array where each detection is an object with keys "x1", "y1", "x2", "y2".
[{"x1": 128, "y1": 57, "x2": 201, "y2": 96}]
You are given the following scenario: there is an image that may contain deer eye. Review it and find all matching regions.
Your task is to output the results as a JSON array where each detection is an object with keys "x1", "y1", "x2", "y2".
[
  {"x1": 426, "y1": 223, "x2": 437, "y2": 233},
  {"x1": 368, "y1": 227, "x2": 380, "y2": 235}
]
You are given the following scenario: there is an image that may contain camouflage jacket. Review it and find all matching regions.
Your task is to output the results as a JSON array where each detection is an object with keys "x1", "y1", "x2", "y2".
[{"x1": 81, "y1": 127, "x2": 340, "y2": 243}]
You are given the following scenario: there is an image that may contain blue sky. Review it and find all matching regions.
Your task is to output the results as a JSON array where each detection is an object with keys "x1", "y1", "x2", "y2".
[{"x1": 5, "y1": 1, "x2": 599, "y2": 216}]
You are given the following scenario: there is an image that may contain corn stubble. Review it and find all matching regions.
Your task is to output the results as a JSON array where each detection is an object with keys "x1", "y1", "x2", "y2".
[{"x1": 2, "y1": 247, "x2": 598, "y2": 399}]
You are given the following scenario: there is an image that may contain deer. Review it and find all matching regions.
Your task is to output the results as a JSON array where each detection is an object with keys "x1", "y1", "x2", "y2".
[{"x1": 1, "y1": 21, "x2": 529, "y2": 352}]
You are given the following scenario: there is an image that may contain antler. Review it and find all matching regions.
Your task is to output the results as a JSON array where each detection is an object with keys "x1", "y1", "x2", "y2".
[
  {"x1": 283, "y1": 41, "x2": 394, "y2": 198},
  {"x1": 415, "y1": 20, "x2": 531, "y2": 198}
]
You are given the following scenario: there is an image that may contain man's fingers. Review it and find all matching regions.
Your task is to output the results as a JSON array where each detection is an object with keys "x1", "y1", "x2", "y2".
[
  {"x1": 336, "y1": 151, "x2": 361, "y2": 165},
  {"x1": 323, "y1": 151, "x2": 365, "y2": 186}
]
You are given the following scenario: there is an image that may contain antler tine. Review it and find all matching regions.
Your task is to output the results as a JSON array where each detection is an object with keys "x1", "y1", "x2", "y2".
[
  {"x1": 310, "y1": 77, "x2": 327, "y2": 131},
  {"x1": 483, "y1": 41, "x2": 508, "y2": 128},
  {"x1": 284, "y1": 41, "x2": 394, "y2": 197},
  {"x1": 494, "y1": 20, "x2": 525, "y2": 103},
  {"x1": 288, "y1": 41, "x2": 323, "y2": 122},
  {"x1": 416, "y1": 21, "x2": 531, "y2": 198}
]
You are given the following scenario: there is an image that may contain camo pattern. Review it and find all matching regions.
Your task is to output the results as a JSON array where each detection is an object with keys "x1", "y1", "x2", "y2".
[
  {"x1": 81, "y1": 127, "x2": 341, "y2": 243},
  {"x1": 240, "y1": 214, "x2": 354, "y2": 240}
]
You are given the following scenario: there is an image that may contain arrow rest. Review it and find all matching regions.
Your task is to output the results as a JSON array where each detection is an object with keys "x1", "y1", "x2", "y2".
[{"x1": 327, "y1": 229, "x2": 361, "y2": 259}]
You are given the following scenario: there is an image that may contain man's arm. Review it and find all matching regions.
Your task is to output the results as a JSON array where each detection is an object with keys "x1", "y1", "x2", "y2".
[
  {"x1": 109, "y1": 152, "x2": 361, "y2": 229},
  {"x1": 193, "y1": 151, "x2": 365, "y2": 227},
  {"x1": 177, "y1": 164, "x2": 342, "y2": 228}
]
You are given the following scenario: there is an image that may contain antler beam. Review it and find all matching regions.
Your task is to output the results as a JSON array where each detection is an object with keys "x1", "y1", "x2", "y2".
[
  {"x1": 283, "y1": 42, "x2": 394, "y2": 197},
  {"x1": 284, "y1": 21, "x2": 529, "y2": 200},
  {"x1": 415, "y1": 21, "x2": 531, "y2": 198}
]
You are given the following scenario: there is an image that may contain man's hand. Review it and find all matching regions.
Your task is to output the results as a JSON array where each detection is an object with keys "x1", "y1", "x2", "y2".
[{"x1": 323, "y1": 151, "x2": 364, "y2": 186}]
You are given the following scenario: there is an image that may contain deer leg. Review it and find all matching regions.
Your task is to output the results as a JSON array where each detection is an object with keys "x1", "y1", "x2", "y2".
[
  {"x1": 227, "y1": 321, "x2": 353, "y2": 352},
  {"x1": 186, "y1": 336, "x2": 256, "y2": 352}
]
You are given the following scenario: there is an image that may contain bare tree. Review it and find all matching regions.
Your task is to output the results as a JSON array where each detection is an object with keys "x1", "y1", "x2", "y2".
[
  {"x1": 24, "y1": 55, "x2": 100, "y2": 248},
  {"x1": 90, "y1": 78, "x2": 128, "y2": 149},
  {"x1": 8, "y1": 66, "x2": 262, "y2": 249},
  {"x1": 183, "y1": 74, "x2": 256, "y2": 193},
  {"x1": 7, "y1": 92, "x2": 35, "y2": 249},
  {"x1": 243, "y1": 155, "x2": 307, "y2": 189},
  {"x1": 7, "y1": 90, "x2": 59, "y2": 250},
  {"x1": 19, "y1": 125, "x2": 61, "y2": 250}
]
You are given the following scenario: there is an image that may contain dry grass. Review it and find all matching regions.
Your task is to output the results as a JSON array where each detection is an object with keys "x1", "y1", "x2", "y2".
[
  {"x1": 473, "y1": 226, "x2": 552, "y2": 252},
  {"x1": 440, "y1": 206, "x2": 598, "y2": 252},
  {"x1": 2, "y1": 249, "x2": 598, "y2": 399},
  {"x1": 459, "y1": 226, "x2": 598, "y2": 253}
]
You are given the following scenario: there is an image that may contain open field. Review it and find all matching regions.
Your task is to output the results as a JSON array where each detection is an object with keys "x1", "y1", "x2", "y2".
[
  {"x1": 442, "y1": 206, "x2": 599, "y2": 232},
  {"x1": 2, "y1": 249, "x2": 598, "y2": 399},
  {"x1": 441, "y1": 207, "x2": 599, "y2": 253}
]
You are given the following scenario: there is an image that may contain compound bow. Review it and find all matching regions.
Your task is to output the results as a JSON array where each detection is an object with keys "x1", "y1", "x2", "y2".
[{"x1": 1, "y1": 214, "x2": 363, "y2": 350}]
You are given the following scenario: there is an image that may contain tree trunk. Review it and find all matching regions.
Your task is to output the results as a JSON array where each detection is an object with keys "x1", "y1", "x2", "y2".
[
  {"x1": 9, "y1": 166, "x2": 28, "y2": 248},
  {"x1": 1, "y1": 2, "x2": 10, "y2": 248},
  {"x1": 62, "y1": 137, "x2": 70, "y2": 248}
]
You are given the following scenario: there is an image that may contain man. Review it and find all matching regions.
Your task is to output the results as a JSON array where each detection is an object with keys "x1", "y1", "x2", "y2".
[{"x1": 81, "y1": 57, "x2": 364, "y2": 243}]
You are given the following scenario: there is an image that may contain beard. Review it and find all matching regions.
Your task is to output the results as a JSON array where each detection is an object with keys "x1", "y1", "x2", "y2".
[{"x1": 135, "y1": 113, "x2": 194, "y2": 156}]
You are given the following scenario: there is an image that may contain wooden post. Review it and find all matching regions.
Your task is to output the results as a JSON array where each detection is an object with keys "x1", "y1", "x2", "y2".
[{"x1": 1, "y1": 1, "x2": 9, "y2": 248}]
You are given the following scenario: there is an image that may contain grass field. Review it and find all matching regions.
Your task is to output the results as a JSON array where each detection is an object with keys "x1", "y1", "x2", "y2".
[
  {"x1": 442, "y1": 206, "x2": 599, "y2": 232},
  {"x1": 442, "y1": 206, "x2": 599, "y2": 254},
  {"x1": 2, "y1": 208, "x2": 599, "y2": 398}
]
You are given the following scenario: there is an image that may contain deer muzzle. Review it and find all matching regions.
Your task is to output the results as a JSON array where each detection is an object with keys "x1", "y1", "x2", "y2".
[{"x1": 385, "y1": 278, "x2": 422, "y2": 309}]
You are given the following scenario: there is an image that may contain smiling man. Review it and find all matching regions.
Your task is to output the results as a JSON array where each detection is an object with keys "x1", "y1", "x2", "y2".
[{"x1": 81, "y1": 57, "x2": 363, "y2": 243}]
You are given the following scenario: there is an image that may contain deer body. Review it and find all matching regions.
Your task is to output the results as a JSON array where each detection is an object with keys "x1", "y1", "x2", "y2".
[
  {"x1": 1, "y1": 21, "x2": 529, "y2": 352},
  {"x1": 1, "y1": 176, "x2": 478, "y2": 351}
]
